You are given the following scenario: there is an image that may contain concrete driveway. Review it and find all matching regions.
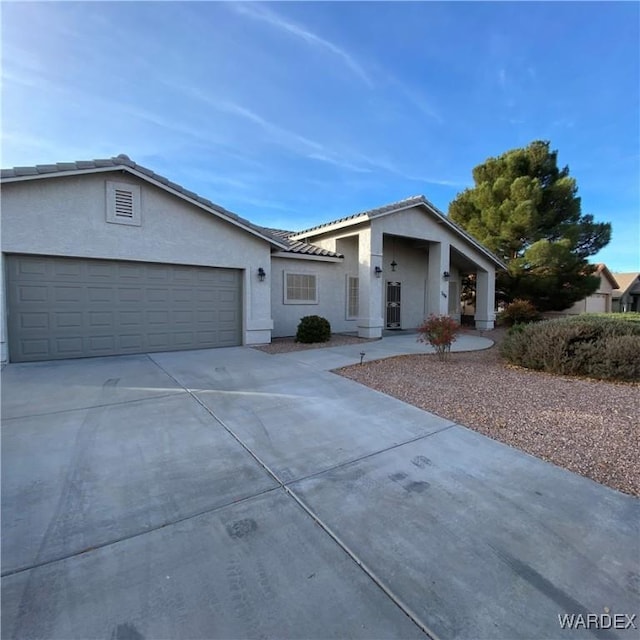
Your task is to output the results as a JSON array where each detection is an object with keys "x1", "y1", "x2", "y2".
[{"x1": 2, "y1": 340, "x2": 638, "y2": 640}]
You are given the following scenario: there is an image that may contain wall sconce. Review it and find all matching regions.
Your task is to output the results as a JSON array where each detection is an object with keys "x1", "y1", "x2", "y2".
[
  {"x1": 390, "y1": 260, "x2": 398, "y2": 272},
  {"x1": 374, "y1": 266, "x2": 383, "y2": 278},
  {"x1": 257, "y1": 267, "x2": 266, "y2": 282},
  {"x1": 442, "y1": 271, "x2": 450, "y2": 280}
]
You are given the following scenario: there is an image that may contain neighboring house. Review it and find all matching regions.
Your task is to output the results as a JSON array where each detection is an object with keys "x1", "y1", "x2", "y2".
[
  {"x1": 0, "y1": 155, "x2": 505, "y2": 363},
  {"x1": 565, "y1": 264, "x2": 619, "y2": 314},
  {"x1": 612, "y1": 272, "x2": 640, "y2": 312}
]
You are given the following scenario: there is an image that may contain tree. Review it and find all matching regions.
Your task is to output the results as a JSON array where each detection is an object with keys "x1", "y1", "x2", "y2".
[{"x1": 448, "y1": 141, "x2": 611, "y2": 311}]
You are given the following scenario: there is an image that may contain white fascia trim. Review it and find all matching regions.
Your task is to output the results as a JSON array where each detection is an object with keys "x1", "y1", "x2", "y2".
[
  {"x1": 2, "y1": 166, "x2": 289, "y2": 251},
  {"x1": 271, "y1": 252, "x2": 343, "y2": 262}
]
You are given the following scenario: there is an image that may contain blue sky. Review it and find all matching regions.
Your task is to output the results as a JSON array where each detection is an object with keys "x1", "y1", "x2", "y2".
[{"x1": 2, "y1": 1, "x2": 639, "y2": 271}]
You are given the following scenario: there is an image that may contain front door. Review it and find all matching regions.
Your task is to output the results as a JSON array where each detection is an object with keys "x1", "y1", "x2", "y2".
[{"x1": 386, "y1": 281, "x2": 401, "y2": 328}]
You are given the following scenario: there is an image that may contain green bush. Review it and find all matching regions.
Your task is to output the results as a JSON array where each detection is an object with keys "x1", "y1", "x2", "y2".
[
  {"x1": 498, "y1": 299, "x2": 541, "y2": 326},
  {"x1": 295, "y1": 315, "x2": 331, "y2": 343},
  {"x1": 501, "y1": 316, "x2": 640, "y2": 381}
]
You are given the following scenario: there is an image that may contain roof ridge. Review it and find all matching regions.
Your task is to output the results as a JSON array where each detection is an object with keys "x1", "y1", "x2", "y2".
[{"x1": 291, "y1": 195, "x2": 426, "y2": 237}]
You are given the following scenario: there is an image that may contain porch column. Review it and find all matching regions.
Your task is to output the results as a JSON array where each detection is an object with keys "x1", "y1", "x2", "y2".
[
  {"x1": 475, "y1": 269, "x2": 496, "y2": 330},
  {"x1": 357, "y1": 227, "x2": 384, "y2": 338},
  {"x1": 426, "y1": 241, "x2": 450, "y2": 317}
]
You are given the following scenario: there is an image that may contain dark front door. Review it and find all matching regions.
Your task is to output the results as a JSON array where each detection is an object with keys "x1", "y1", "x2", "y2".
[{"x1": 386, "y1": 281, "x2": 401, "y2": 328}]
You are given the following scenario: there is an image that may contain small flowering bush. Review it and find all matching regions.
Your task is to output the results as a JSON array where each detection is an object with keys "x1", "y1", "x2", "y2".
[{"x1": 417, "y1": 314, "x2": 460, "y2": 361}]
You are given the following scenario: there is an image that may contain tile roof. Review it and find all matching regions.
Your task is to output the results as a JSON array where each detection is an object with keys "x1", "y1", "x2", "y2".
[
  {"x1": 290, "y1": 195, "x2": 506, "y2": 269},
  {"x1": 265, "y1": 228, "x2": 343, "y2": 258},
  {"x1": 612, "y1": 272, "x2": 640, "y2": 297},
  {"x1": 1, "y1": 154, "x2": 289, "y2": 250},
  {"x1": 290, "y1": 196, "x2": 425, "y2": 237}
]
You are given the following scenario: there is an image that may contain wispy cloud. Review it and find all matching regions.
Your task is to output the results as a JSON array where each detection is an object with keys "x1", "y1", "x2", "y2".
[
  {"x1": 307, "y1": 153, "x2": 372, "y2": 173},
  {"x1": 230, "y1": 3, "x2": 373, "y2": 88},
  {"x1": 170, "y1": 84, "x2": 381, "y2": 173}
]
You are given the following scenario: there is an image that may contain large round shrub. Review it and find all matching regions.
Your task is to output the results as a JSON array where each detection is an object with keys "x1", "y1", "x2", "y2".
[
  {"x1": 500, "y1": 315, "x2": 640, "y2": 381},
  {"x1": 296, "y1": 315, "x2": 331, "y2": 343}
]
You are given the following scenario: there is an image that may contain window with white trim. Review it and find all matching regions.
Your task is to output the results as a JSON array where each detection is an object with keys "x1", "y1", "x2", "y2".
[
  {"x1": 346, "y1": 275, "x2": 359, "y2": 319},
  {"x1": 106, "y1": 181, "x2": 141, "y2": 226},
  {"x1": 284, "y1": 272, "x2": 317, "y2": 304}
]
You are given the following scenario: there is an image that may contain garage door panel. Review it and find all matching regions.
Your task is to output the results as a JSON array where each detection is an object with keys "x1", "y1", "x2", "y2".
[
  {"x1": 7, "y1": 256, "x2": 242, "y2": 362},
  {"x1": 17, "y1": 284, "x2": 49, "y2": 303},
  {"x1": 88, "y1": 311, "x2": 114, "y2": 328},
  {"x1": 56, "y1": 312, "x2": 84, "y2": 328},
  {"x1": 53, "y1": 261, "x2": 83, "y2": 278},
  {"x1": 87, "y1": 287, "x2": 114, "y2": 303},
  {"x1": 56, "y1": 336, "x2": 84, "y2": 355},
  {"x1": 20, "y1": 312, "x2": 49, "y2": 329}
]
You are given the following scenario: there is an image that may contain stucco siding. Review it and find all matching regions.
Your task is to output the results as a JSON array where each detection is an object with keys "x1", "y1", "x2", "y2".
[
  {"x1": 271, "y1": 257, "x2": 356, "y2": 337},
  {"x1": 1, "y1": 173, "x2": 273, "y2": 358},
  {"x1": 565, "y1": 271, "x2": 614, "y2": 315},
  {"x1": 380, "y1": 237, "x2": 429, "y2": 329},
  {"x1": 375, "y1": 207, "x2": 496, "y2": 274}
]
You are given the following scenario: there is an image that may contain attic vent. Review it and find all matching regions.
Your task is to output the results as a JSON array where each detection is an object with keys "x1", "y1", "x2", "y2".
[
  {"x1": 115, "y1": 189, "x2": 134, "y2": 218},
  {"x1": 106, "y1": 181, "x2": 141, "y2": 226}
]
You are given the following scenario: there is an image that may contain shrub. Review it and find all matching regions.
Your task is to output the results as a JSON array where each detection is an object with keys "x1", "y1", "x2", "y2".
[
  {"x1": 500, "y1": 316, "x2": 640, "y2": 381},
  {"x1": 417, "y1": 314, "x2": 460, "y2": 361},
  {"x1": 295, "y1": 315, "x2": 331, "y2": 343},
  {"x1": 498, "y1": 299, "x2": 541, "y2": 326}
]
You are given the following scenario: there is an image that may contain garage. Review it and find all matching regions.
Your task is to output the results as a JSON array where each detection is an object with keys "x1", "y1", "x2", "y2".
[
  {"x1": 585, "y1": 292, "x2": 608, "y2": 314},
  {"x1": 7, "y1": 254, "x2": 242, "y2": 362}
]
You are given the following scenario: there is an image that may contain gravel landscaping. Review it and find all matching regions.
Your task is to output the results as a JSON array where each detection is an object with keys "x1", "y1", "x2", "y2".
[
  {"x1": 336, "y1": 329, "x2": 640, "y2": 497},
  {"x1": 253, "y1": 333, "x2": 377, "y2": 354}
]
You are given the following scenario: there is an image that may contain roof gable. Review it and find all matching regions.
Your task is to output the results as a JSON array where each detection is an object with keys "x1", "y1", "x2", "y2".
[
  {"x1": 1, "y1": 155, "x2": 289, "y2": 250},
  {"x1": 595, "y1": 263, "x2": 619, "y2": 289},
  {"x1": 290, "y1": 196, "x2": 506, "y2": 269},
  {"x1": 612, "y1": 272, "x2": 640, "y2": 297}
]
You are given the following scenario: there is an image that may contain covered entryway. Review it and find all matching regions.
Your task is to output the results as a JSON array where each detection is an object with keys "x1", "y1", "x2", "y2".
[{"x1": 6, "y1": 254, "x2": 242, "y2": 362}]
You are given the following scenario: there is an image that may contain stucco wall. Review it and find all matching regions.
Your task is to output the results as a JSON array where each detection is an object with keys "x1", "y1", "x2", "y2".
[
  {"x1": 380, "y1": 237, "x2": 430, "y2": 329},
  {"x1": 374, "y1": 207, "x2": 496, "y2": 274},
  {"x1": 270, "y1": 256, "x2": 357, "y2": 337},
  {"x1": 565, "y1": 272, "x2": 614, "y2": 315},
  {"x1": 299, "y1": 208, "x2": 494, "y2": 329},
  {"x1": 0, "y1": 172, "x2": 273, "y2": 358}
]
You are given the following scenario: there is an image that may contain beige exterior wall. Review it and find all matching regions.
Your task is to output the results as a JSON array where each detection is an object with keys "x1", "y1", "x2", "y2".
[
  {"x1": 287, "y1": 206, "x2": 497, "y2": 335},
  {"x1": 565, "y1": 271, "x2": 615, "y2": 314},
  {"x1": 0, "y1": 172, "x2": 273, "y2": 361},
  {"x1": 270, "y1": 255, "x2": 357, "y2": 337}
]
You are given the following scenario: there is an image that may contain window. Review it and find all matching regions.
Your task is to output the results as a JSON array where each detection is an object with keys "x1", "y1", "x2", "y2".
[
  {"x1": 106, "y1": 181, "x2": 141, "y2": 226},
  {"x1": 346, "y1": 275, "x2": 359, "y2": 319},
  {"x1": 284, "y1": 272, "x2": 317, "y2": 304}
]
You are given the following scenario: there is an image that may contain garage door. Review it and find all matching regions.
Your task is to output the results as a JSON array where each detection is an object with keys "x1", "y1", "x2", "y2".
[
  {"x1": 585, "y1": 293, "x2": 608, "y2": 314},
  {"x1": 7, "y1": 255, "x2": 242, "y2": 362}
]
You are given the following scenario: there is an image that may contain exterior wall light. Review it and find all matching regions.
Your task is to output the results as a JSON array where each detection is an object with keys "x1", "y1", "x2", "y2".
[
  {"x1": 391, "y1": 260, "x2": 398, "y2": 272},
  {"x1": 443, "y1": 271, "x2": 450, "y2": 280},
  {"x1": 258, "y1": 267, "x2": 266, "y2": 281},
  {"x1": 374, "y1": 266, "x2": 383, "y2": 278}
]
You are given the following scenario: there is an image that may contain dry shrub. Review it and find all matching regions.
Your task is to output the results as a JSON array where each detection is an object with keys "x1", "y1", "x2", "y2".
[{"x1": 501, "y1": 316, "x2": 640, "y2": 381}]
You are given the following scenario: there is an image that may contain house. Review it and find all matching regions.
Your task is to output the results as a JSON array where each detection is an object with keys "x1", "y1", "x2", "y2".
[
  {"x1": 565, "y1": 264, "x2": 619, "y2": 314},
  {"x1": 0, "y1": 155, "x2": 505, "y2": 363},
  {"x1": 612, "y1": 273, "x2": 640, "y2": 312}
]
